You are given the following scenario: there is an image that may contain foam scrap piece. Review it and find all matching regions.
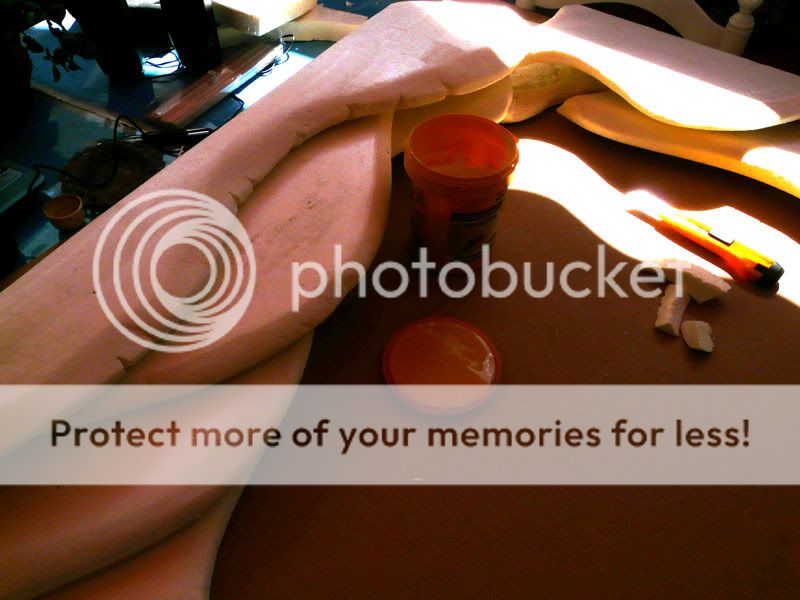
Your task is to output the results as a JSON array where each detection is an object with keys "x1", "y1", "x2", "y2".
[
  {"x1": 528, "y1": 5, "x2": 800, "y2": 130},
  {"x1": 212, "y1": 0, "x2": 316, "y2": 36},
  {"x1": 655, "y1": 284, "x2": 690, "y2": 336},
  {"x1": 681, "y1": 320, "x2": 714, "y2": 352},
  {"x1": 268, "y1": 5, "x2": 367, "y2": 42},
  {"x1": 559, "y1": 91, "x2": 800, "y2": 200},
  {"x1": 658, "y1": 259, "x2": 732, "y2": 303}
]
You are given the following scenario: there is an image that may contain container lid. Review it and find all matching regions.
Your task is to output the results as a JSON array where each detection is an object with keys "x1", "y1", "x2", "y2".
[
  {"x1": 405, "y1": 114, "x2": 519, "y2": 188},
  {"x1": 383, "y1": 317, "x2": 500, "y2": 385}
]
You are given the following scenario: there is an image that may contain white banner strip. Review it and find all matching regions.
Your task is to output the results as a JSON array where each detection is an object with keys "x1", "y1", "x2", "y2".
[{"x1": 0, "y1": 385, "x2": 796, "y2": 485}]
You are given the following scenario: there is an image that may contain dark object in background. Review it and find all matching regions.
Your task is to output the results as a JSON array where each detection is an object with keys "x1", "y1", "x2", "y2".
[
  {"x1": 64, "y1": 0, "x2": 143, "y2": 83},
  {"x1": 60, "y1": 141, "x2": 164, "y2": 209},
  {"x1": 693, "y1": 0, "x2": 799, "y2": 73},
  {"x1": 126, "y1": 0, "x2": 172, "y2": 50},
  {"x1": 160, "y1": 0, "x2": 222, "y2": 74},
  {"x1": 3, "y1": 39, "x2": 33, "y2": 139},
  {"x1": 0, "y1": 224, "x2": 19, "y2": 280},
  {"x1": 544, "y1": 1, "x2": 799, "y2": 75},
  {"x1": 741, "y1": 0, "x2": 800, "y2": 74}
]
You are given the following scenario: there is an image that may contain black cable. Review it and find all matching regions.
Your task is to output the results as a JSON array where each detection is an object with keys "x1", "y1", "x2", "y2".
[
  {"x1": 280, "y1": 34, "x2": 295, "y2": 57},
  {"x1": 225, "y1": 35, "x2": 294, "y2": 119},
  {"x1": 145, "y1": 59, "x2": 181, "y2": 68},
  {"x1": 144, "y1": 49, "x2": 181, "y2": 68},
  {"x1": 144, "y1": 48, "x2": 186, "y2": 80},
  {"x1": 258, "y1": 34, "x2": 294, "y2": 77},
  {"x1": 27, "y1": 114, "x2": 145, "y2": 195},
  {"x1": 26, "y1": 35, "x2": 293, "y2": 196}
]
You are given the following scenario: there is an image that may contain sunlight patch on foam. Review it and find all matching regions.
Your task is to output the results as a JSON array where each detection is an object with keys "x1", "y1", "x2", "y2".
[
  {"x1": 743, "y1": 145, "x2": 800, "y2": 191},
  {"x1": 527, "y1": 19, "x2": 785, "y2": 130}
]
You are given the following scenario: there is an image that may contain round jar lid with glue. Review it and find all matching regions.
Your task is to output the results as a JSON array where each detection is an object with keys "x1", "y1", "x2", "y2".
[{"x1": 382, "y1": 317, "x2": 500, "y2": 413}]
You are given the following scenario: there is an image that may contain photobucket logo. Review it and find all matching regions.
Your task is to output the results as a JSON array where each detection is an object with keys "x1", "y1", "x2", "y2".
[
  {"x1": 292, "y1": 244, "x2": 670, "y2": 311},
  {"x1": 92, "y1": 189, "x2": 255, "y2": 352}
]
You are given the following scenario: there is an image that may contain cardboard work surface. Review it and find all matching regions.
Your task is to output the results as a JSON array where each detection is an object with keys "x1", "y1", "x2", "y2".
[
  {"x1": 211, "y1": 109, "x2": 800, "y2": 597},
  {"x1": 301, "y1": 109, "x2": 800, "y2": 385}
]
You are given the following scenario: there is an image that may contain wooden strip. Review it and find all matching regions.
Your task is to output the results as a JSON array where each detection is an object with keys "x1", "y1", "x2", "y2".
[{"x1": 147, "y1": 40, "x2": 285, "y2": 127}]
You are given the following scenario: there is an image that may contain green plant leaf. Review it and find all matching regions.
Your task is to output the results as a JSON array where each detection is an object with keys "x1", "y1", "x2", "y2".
[
  {"x1": 47, "y1": 21, "x2": 62, "y2": 38},
  {"x1": 22, "y1": 34, "x2": 44, "y2": 53},
  {"x1": 76, "y1": 37, "x2": 96, "y2": 60},
  {"x1": 51, "y1": 46, "x2": 66, "y2": 65},
  {"x1": 23, "y1": 9, "x2": 43, "y2": 26},
  {"x1": 59, "y1": 31, "x2": 80, "y2": 53},
  {"x1": 46, "y1": 3, "x2": 66, "y2": 24},
  {"x1": 21, "y1": 1, "x2": 43, "y2": 25}
]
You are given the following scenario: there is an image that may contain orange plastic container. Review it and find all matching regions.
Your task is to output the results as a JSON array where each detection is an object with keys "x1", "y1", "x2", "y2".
[{"x1": 404, "y1": 114, "x2": 519, "y2": 265}]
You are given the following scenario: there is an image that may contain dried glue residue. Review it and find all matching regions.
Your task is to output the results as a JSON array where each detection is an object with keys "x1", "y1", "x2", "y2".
[
  {"x1": 418, "y1": 320, "x2": 496, "y2": 384},
  {"x1": 385, "y1": 317, "x2": 498, "y2": 386}
]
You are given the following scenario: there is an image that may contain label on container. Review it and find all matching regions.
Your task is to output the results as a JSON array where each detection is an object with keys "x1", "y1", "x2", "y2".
[{"x1": 448, "y1": 192, "x2": 505, "y2": 262}]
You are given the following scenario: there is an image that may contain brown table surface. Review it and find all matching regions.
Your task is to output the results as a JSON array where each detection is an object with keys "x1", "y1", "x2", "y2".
[{"x1": 211, "y1": 109, "x2": 800, "y2": 598}]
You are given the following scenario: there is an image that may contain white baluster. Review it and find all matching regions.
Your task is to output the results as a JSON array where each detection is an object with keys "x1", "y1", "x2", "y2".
[{"x1": 719, "y1": 0, "x2": 763, "y2": 55}]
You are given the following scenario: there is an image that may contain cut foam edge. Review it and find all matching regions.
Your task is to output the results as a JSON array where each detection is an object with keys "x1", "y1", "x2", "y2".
[
  {"x1": 657, "y1": 259, "x2": 732, "y2": 303},
  {"x1": 43, "y1": 488, "x2": 242, "y2": 600},
  {"x1": 503, "y1": 61, "x2": 605, "y2": 124},
  {"x1": 0, "y1": 336, "x2": 311, "y2": 598},
  {"x1": 212, "y1": 0, "x2": 316, "y2": 36},
  {"x1": 654, "y1": 284, "x2": 690, "y2": 337},
  {"x1": 120, "y1": 115, "x2": 393, "y2": 384},
  {"x1": 268, "y1": 5, "x2": 367, "y2": 42},
  {"x1": 530, "y1": 5, "x2": 800, "y2": 131},
  {"x1": 558, "y1": 91, "x2": 800, "y2": 200},
  {"x1": 393, "y1": 77, "x2": 513, "y2": 155},
  {"x1": 681, "y1": 320, "x2": 714, "y2": 352}
]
